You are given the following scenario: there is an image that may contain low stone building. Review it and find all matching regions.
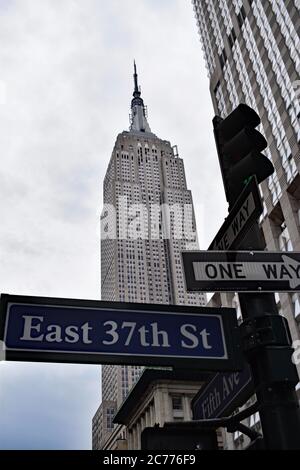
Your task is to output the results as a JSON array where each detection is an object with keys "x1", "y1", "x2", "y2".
[{"x1": 107, "y1": 368, "x2": 212, "y2": 450}]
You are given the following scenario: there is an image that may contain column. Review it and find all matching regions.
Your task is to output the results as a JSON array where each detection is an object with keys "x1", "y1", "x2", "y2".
[
  {"x1": 132, "y1": 425, "x2": 137, "y2": 450},
  {"x1": 145, "y1": 409, "x2": 150, "y2": 427},
  {"x1": 128, "y1": 429, "x2": 133, "y2": 451},
  {"x1": 136, "y1": 421, "x2": 141, "y2": 450},
  {"x1": 183, "y1": 395, "x2": 192, "y2": 420}
]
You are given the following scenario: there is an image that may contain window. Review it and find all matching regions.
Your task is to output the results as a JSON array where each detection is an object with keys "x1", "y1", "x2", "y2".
[
  {"x1": 219, "y1": 49, "x2": 227, "y2": 69},
  {"x1": 233, "y1": 296, "x2": 242, "y2": 324},
  {"x1": 240, "y1": 6, "x2": 246, "y2": 20},
  {"x1": 172, "y1": 396, "x2": 183, "y2": 411},
  {"x1": 233, "y1": 430, "x2": 243, "y2": 442},
  {"x1": 228, "y1": 28, "x2": 237, "y2": 48},
  {"x1": 237, "y1": 10, "x2": 244, "y2": 28},
  {"x1": 274, "y1": 293, "x2": 282, "y2": 314},
  {"x1": 279, "y1": 226, "x2": 293, "y2": 252},
  {"x1": 106, "y1": 407, "x2": 116, "y2": 430},
  {"x1": 292, "y1": 294, "x2": 300, "y2": 320},
  {"x1": 249, "y1": 412, "x2": 260, "y2": 428}
]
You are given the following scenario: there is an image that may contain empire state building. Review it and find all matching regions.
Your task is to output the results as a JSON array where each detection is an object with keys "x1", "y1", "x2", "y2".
[{"x1": 92, "y1": 64, "x2": 206, "y2": 450}]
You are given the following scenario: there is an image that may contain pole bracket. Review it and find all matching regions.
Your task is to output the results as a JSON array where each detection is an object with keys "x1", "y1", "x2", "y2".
[
  {"x1": 240, "y1": 315, "x2": 299, "y2": 385},
  {"x1": 239, "y1": 314, "x2": 292, "y2": 352}
]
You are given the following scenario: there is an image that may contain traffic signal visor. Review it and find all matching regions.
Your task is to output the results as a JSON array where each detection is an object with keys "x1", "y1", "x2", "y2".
[{"x1": 214, "y1": 104, "x2": 274, "y2": 205}]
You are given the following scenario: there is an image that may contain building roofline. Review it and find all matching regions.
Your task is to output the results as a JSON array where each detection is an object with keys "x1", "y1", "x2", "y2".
[{"x1": 113, "y1": 368, "x2": 211, "y2": 425}]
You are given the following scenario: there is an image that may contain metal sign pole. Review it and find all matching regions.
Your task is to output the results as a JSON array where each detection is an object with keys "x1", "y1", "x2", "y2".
[{"x1": 238, "y1": 222, "x2": 300, "y2": 449}]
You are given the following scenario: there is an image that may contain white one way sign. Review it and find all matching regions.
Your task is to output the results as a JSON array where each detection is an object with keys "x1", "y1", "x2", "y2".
[
  {"x1": 182, "y1": 251, "x2": 300, "y2": 293},
  {"x1": 209, "y1": 177, "x2": 262, "y2": 251}
]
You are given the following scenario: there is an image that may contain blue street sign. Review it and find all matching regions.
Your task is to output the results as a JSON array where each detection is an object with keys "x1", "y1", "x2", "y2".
[
  {"x1": 192, "y1": 366, "x2": 254, "y2": 420},
  {"x1": 0, "y1": 294, "x2": 243, "y2": 371}
]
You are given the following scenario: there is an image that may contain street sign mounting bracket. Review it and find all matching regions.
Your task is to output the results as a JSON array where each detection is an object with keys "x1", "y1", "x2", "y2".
[{"x1": 240, "y1": 315, "x2": 292, "y2": 352}]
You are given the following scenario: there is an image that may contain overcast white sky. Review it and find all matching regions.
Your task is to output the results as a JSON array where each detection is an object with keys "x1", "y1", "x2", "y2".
[{"x1": 0, "y1": 0, "x2": 227, "y2": 449}]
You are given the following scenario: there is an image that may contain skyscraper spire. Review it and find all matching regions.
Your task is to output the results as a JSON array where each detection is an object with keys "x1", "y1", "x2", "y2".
[
  {"x1": 133, "y1": 60, "x2": 140, "y2": 97},
  {"x1": 130, "y1": 61, "x2": 151, "y2": 133}
]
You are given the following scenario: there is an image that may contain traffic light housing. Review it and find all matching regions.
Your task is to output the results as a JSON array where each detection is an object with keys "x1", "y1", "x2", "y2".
[
  {"x1": 214, "y1": 104, "x2": 274, "y2": 207},
  {"x1": 141, "y1": 425, "x2": 218, "y2": 450}
]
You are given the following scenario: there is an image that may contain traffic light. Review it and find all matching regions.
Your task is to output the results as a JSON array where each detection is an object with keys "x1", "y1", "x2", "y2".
[
  {"x1": 141, "y1": 425, "x2": 218, "y2": 450},
  {"x1": 213, "y1": 104, "x2": 274, "y2": 207}
]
